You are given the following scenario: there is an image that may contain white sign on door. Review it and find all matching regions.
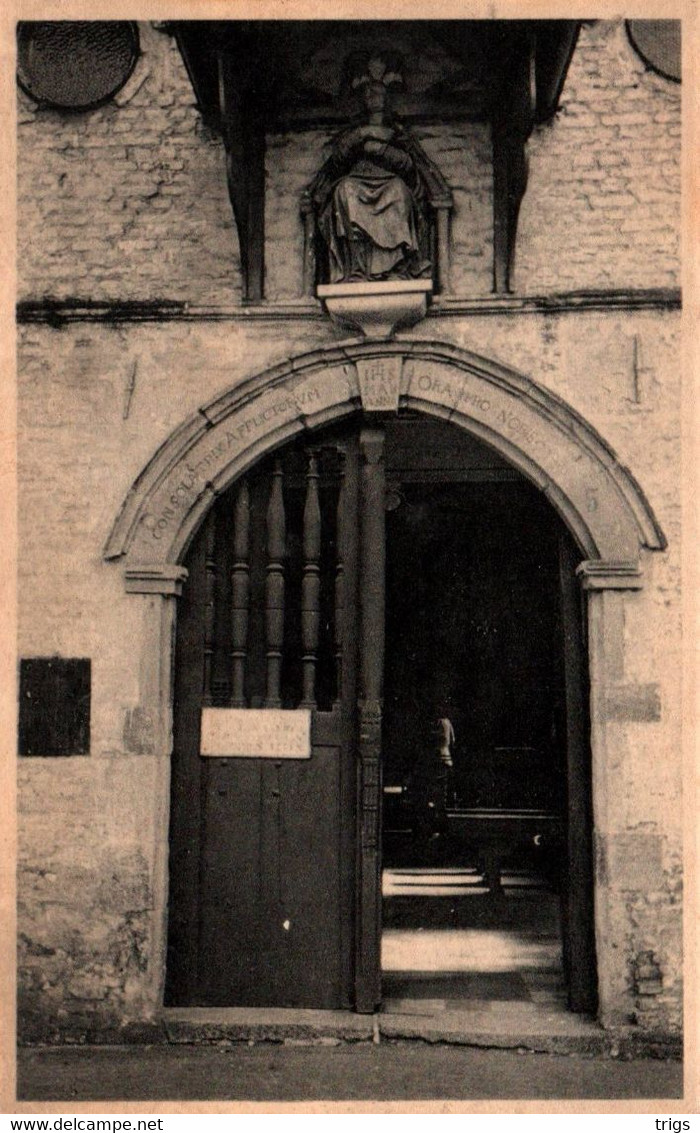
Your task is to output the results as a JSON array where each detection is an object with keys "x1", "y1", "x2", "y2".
[{"x1": 200, "y1": 708, "x2": 311, "y2": 759}]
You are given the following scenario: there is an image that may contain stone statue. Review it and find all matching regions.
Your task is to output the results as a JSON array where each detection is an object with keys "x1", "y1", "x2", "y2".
[{"x1": 309, "y1": 53, "x2": 434, "y2": 284}]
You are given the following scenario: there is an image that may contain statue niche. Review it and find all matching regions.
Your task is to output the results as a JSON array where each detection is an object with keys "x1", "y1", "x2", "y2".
[{"x1": 302, "y1": 53, "x2": 453, "y2": 294}]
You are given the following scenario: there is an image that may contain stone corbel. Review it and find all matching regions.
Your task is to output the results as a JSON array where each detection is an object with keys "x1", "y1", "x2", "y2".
[
  {"x1": 576, "y1": 560, "x2": 643, "y2": 591},
  {"x1": 317, "y1": 280, "x2": 433, "y2": 340},
  {"x1": 125, "y1": 564, "x2": 189, "y2": 596}
]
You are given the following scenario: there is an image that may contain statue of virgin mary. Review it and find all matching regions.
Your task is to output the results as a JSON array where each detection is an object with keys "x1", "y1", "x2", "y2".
[{"x1": 310, "y1": 54, "x2": 433, "y2": 283}]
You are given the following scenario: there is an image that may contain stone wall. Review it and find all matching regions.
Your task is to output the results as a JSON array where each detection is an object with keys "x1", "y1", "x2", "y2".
[
  {"x1": 17, "y1": 307, "x2": 682, "y2": 1036},
  {"x1": 16, "y1": 14, "x2": 682, "y2": 1041},
  {"x1": 18, "y1": 20, "x2": 680, "y2": 306}
]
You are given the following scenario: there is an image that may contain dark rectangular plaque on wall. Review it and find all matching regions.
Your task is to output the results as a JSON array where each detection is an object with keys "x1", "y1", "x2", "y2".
[{"x1": 18, "y1": 658, "x2": 91, "y2": 756}]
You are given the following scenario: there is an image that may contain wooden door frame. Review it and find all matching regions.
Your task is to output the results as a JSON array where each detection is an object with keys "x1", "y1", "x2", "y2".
[
  {"x1": 354, "y1": 426, "x2": 386, "y2": 1013},
  {"x1": 559, "y1": 532, "x2": 598, "y2": 1013}
]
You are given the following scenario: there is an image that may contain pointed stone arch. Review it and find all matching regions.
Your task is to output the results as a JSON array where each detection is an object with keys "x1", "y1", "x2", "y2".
[{"x1": 105, "y1": 339, "x2": 664, "y2": 574}]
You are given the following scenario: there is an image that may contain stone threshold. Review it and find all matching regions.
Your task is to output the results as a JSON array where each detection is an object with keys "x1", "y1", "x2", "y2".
[{"x1": 20, "y1": 1009, "x2": 682, "y2": 1061}]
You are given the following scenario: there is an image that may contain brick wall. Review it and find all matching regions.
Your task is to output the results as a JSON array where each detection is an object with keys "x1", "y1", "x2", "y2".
[
  {"x1": 518, "y1": 20, "x2": 681, "y2": 293},
  {"x1": 17, "y1": 23, "x2": 240, "y2": 306},
  {"x1": 18, "y1": 20, "x2": 680, "y2": 304}
]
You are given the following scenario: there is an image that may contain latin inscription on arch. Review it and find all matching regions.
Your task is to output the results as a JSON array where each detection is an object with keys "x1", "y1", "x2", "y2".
[
  {"x1": 402, "y1": 358, "x2": 621, "y2": 555},
  {"x1": 113, "y1": 345, "x2": 660, "y2": 568},
  {"x1": 405, "y1": 359, "x2": 538, "y2": 447},
  {"x1": 140, "y1": 382, "x2": 323, "y2": 544}
]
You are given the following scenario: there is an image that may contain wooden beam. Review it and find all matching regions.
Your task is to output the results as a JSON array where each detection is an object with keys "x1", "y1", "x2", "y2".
[
  {"x1": 218, "y1": 53, "x2": 266, "y2": 303},
  {"x1": 492, "y1": 32, "x2": 536, "y2": 294},
  {"x1": 535, "y1": 21, "x2": 581, "y2": 123}
]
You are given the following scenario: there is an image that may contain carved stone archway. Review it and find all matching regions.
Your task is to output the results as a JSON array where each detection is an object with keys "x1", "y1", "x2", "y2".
[
  {"x1": 106, "y1": 339, "x2": 664, "y2": 569},
  {"x1": 106, "y1": 340, "x2": 666, "y2": 1028}
]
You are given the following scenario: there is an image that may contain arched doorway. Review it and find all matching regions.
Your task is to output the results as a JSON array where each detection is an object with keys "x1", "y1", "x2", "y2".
[
  {"x1": 106, "y1": 340, "x2": 664, "y2": 1024},
  {"x1": 162, "y1": 411, "x2": 596, "y2": 1013}
]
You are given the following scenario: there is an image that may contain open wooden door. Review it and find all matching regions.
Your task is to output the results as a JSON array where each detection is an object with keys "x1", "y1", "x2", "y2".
[
  {"x1": 558, "y1": 532, "x2": 598, "y2": 1013},
  {"x1": 165, "y1": 425, "x2": 370, "y2": 1009},
  {"x1": 165, "y1": 411, "x2": 596, "y2": 1015}
]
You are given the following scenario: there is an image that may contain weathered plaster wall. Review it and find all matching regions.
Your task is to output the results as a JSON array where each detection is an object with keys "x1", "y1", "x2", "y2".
[{"x1": 17, "y1": 308, "x2": 682, "y2": 1036}]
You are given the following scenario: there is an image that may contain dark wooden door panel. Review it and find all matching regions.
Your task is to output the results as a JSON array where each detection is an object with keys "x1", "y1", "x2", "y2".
[
  {"x1": 194, "y1": 745, "x2": 350, "y2": 1007},
  {"x1": 273, "y1": 746, "x2": 349, "y2": 1007},
  {"x1": 167, "y1": 428, "x2": 361, "y2": 1010},
  {"x1": 197, "y1": 760, "x2": 264, "y2": 1005}
]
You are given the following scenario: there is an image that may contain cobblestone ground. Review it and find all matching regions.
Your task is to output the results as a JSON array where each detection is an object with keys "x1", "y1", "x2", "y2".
[{"x1": 16, "y1": 1043, "x2": 684, "y2": 1104}]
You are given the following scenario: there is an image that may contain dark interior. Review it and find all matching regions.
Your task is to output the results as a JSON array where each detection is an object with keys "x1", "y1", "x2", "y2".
[{"x1": 382, "y1": 416, "x2": 569, "y2": 871}]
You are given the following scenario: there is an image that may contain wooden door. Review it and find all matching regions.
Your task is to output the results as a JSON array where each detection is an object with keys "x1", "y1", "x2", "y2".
[
  {"x1": 165, "y1": 427, "x2": 365, "y2": 1009},
  {"x1": 558, "y1": 532, "x2": 598, "y2": 1013}
]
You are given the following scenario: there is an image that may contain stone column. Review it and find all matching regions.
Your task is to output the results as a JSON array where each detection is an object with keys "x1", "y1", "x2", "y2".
[
  {"x1": 123, "y1": 563, "x2": 188, "y2": 1015},
  {"x1": 578, "y1": 559, "x2": 644, "y2": 1028}
]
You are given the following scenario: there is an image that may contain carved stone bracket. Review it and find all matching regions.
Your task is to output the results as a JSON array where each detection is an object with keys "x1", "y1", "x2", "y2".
[
  {"x1": 576, "y1": 560, "x2": 643, "y2": 591},
  {"x1": 125, "y1": 564, "x2": 189, "y2": 596},
  {"x1": 318, "y1": 280, "x2": 433, "y2": 339}
]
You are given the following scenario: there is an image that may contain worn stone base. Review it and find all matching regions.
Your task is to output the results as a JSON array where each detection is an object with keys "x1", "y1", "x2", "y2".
[
  {"x1": 18, "y1": 1008, "x2": 682, "y2": 1061},
  {"x1": 162, "y1": 1007, "x2": 374, "y2": 1045}
]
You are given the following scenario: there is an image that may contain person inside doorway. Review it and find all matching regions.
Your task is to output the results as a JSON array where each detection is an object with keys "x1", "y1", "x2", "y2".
[{"x1": 411, "y1": 704, "x2": 456, "y2": 858}]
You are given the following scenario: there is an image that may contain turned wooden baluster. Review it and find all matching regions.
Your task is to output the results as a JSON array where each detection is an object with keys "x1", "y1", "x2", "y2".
[
  {"x1": 264, "y1": 460, "x2": 286, "y2": 708},
  {"x1": 300, "y1": 452, "x2": 321, "y2": 709},
  {"x1": 202, "y1": 509, "x2": 217, "y2": 706},
  {"x1": 333, "y1": 452, "x2": 347, "y2": 708},
  {"x1": 230, "y1": 480, "x2": 251, "y2": 708}
]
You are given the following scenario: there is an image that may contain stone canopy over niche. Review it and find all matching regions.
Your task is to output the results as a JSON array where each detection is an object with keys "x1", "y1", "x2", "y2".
[
  {"x1": 167, "y1": 20, "x2": 581, "y2": 300},
  {"x1": 105, "y1": 340, "x2": 664, "y2": 574}
]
